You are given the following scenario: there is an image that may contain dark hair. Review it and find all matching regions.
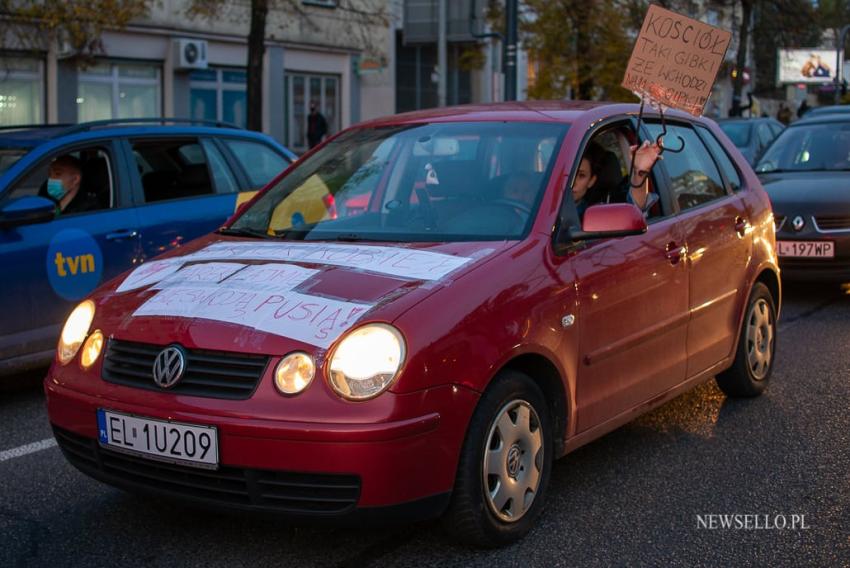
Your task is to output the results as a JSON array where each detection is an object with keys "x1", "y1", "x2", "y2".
[
  {"x1": 579, "y1": 142, "x2": 608, "y2": 206},
  {"x1": 51, "y1": 154, "x2": 82, "y2": 174}
]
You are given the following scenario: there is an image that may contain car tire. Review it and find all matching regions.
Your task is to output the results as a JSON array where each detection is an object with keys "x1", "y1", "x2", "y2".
[
  {"x1": 716, "y1": 282, "x2": 777, "y2": 397},
  {"x1": 443, "y1": 369, "x2": 553, "y2": 548}
]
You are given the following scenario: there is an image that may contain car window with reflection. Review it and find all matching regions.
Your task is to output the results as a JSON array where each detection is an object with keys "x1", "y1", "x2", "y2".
[
  {"x1": 646, "y1": 123, "x2": 726, "y2": 211},
  {"x1": 719, "y1": 122, "x2": 751, "y2": 148},
  {"x1": 230, "y1": 122, "x2": 568, "y2": 242},
  {"x1": 0, "y1": 148, "x2": 27, "y2": 175},
  {"x1": 756, "y1": 122, "x2": 850, "y2": 172}
]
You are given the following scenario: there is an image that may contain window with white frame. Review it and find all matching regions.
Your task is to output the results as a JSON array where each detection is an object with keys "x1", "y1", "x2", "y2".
[
  {"x1": 189, "y1": 68, "x2": 247, "y2": 128},
  {"x1": 77, "y1": 62, "x2": 162, "y2": 122},
  {"x1": 0, "y1": 57, "x2": 44, "y2": 126}
]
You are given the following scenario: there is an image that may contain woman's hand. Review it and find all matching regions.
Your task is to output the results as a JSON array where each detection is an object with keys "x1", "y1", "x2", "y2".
[
  {"x1": 630, "y1": 140, "x2": 663, "y2": 177},
  {"x1": 628, "y1": 140, "x2": 662, "y2": 211}
]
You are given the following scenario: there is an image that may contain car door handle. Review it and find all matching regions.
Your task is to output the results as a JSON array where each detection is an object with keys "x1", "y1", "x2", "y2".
[
  {"x1": 734, "y1": 216, "x2": 749, "y2": 237},
  {"x1": 106, "y1": 229, "x2": 138, "y2": 241},
  {"x1": 665, "y1": 241, "x2": 686, "y2": 265}
]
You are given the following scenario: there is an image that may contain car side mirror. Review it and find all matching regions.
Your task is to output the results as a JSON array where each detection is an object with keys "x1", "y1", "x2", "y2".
[
  {"x1": 571, "y1": 203, "x2": 647, "y2": 241},
  {"x1": 0, "y1": 195, "x2": 55, "y2": 229}
]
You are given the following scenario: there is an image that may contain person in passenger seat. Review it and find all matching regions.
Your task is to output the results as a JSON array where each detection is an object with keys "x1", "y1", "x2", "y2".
[{"x1": 572, "y1": 140, "x2": 662, "y2": 220}]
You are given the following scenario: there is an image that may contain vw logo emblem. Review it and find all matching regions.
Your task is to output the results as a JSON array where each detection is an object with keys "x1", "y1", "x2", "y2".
[
  {"x1": 152, "y1": 345, "x2": 186, "y2": 389},
  {"x1": 792, "y1": 216, "x2": 805, "y2": 232},
  {"x1": 506, "y1": 444, "x2": 522, "y2": 479}
]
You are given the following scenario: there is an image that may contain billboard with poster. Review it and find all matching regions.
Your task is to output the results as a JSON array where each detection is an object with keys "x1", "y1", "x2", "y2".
[{"x1": 778, "y1": 49, "x2": 837, "y2": 84}]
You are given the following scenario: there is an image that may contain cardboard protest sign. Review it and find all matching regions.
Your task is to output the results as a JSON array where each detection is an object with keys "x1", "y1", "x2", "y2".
[{"x1": 621, "y1": 4, "x2": 731, "y2": 116}]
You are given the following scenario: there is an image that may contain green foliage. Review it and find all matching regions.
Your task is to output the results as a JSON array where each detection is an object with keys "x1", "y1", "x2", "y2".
[
  {"x1": 522, "y1": 0, "x2": 634, "y2": 101},
  {"x1": 0, "y1": 0, "x2": 153, "y2": 59}
]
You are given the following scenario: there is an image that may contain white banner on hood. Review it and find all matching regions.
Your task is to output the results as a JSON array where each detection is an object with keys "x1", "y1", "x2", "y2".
[
  {"x1": 116, "y1": 259, "x2": 185, "y2": 293},
  {"x1": 217, "y1": 263, "x2": 319, "y2": 292},
  {"x1": 133, "y1": 285, "x2": 371, "y2": 348},
  {"x1": 152, "y1": 262, "x2": 247, "y2": 290},
  {"x1": 185, "y1": 242, "x2": 472, "y2": 281}
]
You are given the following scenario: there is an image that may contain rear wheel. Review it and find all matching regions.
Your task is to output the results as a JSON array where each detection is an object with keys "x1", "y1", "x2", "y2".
[
  {"x1": 443, "y1": 370, "x2": 553, "y2": 547},
  {"x1": 716, "y1": 282, "x2": 777, "y2": 397}
]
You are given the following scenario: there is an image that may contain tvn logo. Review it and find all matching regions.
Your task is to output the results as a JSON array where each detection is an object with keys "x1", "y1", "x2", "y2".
[
  {"x1": 46, "y1": 229, "x2": 104, "y2": 300},
  {"x1": 54, "y1": 252, "x2": 96, "y2": 277}
]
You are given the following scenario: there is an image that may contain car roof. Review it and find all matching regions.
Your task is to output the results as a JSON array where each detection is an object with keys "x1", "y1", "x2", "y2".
[
  {"x1": 791, "y1": 114, "x2": 850, "y2": 127},
  {"x1": 0, "y1": 119, "x2": 281, "y2": 149},
  {"x1": 717, "y1": 117, "x2": 777, "y2": 124},
  {"x1": 806, "y1": 105, "x2": 850, "y2": 116},
  {"x1": 357, "y1": 100, "x2": 699, "y2": 128}
]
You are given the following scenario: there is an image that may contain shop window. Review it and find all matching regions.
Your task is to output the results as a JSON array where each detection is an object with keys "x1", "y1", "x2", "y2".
[
  {"x1": 77, "y1": 62, "x2": 161, "y2": 121},
  {"x1": 190, "y1": 68, "x2": 247, "y2": 128},
  {"x1": 0, "y1": 57, "x2": 44, "y2": 125},
  {"x1": 285, "y1": 72, "x2": 340, "y2": 151}
]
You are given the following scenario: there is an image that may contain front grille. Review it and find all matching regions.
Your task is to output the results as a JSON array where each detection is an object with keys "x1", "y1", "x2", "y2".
[
  {"x1": 814, "y1": 215, "x2": 850, "y2": 232},
  {"x1": 53, "y1": 427, "x2": 361, "y2": 514},
  {"x1": 102, "y1": 339, "x2": 269, "y2": 400},
  {"x1": 775, "y1": 215, "x2": 786, "y2": 232}
]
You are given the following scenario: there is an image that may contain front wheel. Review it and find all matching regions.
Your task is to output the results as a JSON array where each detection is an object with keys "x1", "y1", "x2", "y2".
[
  {"x1": 443, "y1": 370, "x2": 553, "y2": 547},
  {"x1": 716, "y1": 282, "x2": 777, "y2": 397}
]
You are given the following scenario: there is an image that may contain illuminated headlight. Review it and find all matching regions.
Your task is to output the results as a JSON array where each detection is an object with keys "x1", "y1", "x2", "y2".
[
  {"x1": 329, "y1": 324, "x2": 405, "y2": 401},
  {"x1": 274, "y1": 352, "x2": 315, "y2": 395},
  {"x1": 57, "y1": 300, "x2": 95, "y2": 365},
  {"x1": 80, "y1": 330, "x2": 104, "y2": 369}
]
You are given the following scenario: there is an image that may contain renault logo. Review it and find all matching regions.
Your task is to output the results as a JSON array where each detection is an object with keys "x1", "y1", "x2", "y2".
[
  {"x1": 792, "y1": 216, "x2": 805, "y2": 232},
  {"x1": 152, "y1": 346, "x2": 186, "y2": 389}
]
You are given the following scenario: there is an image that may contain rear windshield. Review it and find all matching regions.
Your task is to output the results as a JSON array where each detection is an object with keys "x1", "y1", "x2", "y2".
[
  {"x1": 719, "y1": 123, "x2": 751, "y2": 148},
  {"x1": 231, "y1": 121, "x2": 568, "y2": 242},
  {"x1": 757, "y1": 122, "x2": 850, "y2": 172},
  {"x1": 0, "y1": 148, "x2": 28, "y2": 175}
]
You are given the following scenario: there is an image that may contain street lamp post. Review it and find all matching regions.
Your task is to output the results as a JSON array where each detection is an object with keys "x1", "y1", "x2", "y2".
[
  {"x1": 834, "y1": 25, "x2": 850, "y2": 105},
  {"x1": 504, "y1": 0, "x2": 518, "y2": 101}
]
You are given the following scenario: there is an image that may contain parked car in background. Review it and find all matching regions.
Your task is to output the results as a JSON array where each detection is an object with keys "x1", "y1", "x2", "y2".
[
  {"x1": 45, "y1": 102, "x2": 780, "y2": 547},
  {"x1": 802, "y1": 104, "x2": 850, "y2": 118},
  {"x1": 756, "y1": 114, "x2": 850, "y2": 280},
  {"x1": 718, "y1": 117, "x2": 785, "y2": 165},
  {"x1": 0, "y1": 119, "x2": 296, "y2": 375}
]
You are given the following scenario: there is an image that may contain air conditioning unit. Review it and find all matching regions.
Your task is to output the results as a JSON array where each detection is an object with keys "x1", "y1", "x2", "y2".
[{"x1": 173, "y1": 38, "x2": 208, "y2": 70}]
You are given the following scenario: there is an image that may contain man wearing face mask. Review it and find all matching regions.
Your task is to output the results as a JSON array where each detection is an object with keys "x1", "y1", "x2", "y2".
[{"x1": 44, "y1": 155, "x2": 98, "y2": 215}]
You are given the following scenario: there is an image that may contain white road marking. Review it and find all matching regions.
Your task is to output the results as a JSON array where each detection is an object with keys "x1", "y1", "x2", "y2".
[{"x1": 0, "y1": 438, "x2": 57, "y2": 462}]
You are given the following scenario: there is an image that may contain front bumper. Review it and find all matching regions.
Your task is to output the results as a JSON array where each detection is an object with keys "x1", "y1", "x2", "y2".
[{"x1": 45, "y1": 371, "x2": 479, "y2": 521}]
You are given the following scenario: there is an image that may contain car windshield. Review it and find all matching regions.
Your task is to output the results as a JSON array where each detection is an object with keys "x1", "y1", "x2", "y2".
[
  {"x1": 230, "y1": 121, "x2": 568, "y2": 242},
  {"x1": 756, "y1": 122, "x2": 850, "y2": 172},
  {"x1": 719, "y1": 122, "x2": 751, "y2": 147},
  {"x1": 0, "y1": 148, "x2": 28, "y2": 175}
]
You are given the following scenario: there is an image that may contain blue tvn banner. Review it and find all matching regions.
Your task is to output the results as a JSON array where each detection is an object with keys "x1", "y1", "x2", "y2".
[{"x1": 46, "y1": 229, "x2": 104, "y2": 301}]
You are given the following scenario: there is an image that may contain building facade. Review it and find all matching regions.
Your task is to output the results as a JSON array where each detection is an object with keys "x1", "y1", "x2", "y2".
[{"x1": 0, "y1": 0, "x2": 395, "y2": 153}]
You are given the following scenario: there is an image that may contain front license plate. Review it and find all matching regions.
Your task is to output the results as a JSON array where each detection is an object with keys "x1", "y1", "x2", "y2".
[
  {"x1": 97, "y1": 409, "x2": 218, "y2": 469},
  {"x1": 777, "y1": 240, "x2": 835, "y2": 258}
]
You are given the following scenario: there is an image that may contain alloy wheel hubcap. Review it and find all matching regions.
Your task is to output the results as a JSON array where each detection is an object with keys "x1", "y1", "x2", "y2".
[
  {"x1": 482, "y1": 399, "x2": 543, "y2": 523},
  {"x1": 746, "y1": 298, "x2": 774, "y2": 380}
]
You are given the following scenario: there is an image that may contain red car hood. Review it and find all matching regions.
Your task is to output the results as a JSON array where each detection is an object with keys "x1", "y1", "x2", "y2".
[{"x1": 91, "y1": 234, "x2": 516, "y2": 355}]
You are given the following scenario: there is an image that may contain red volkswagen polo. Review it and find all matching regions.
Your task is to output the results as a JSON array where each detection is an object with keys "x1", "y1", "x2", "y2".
[{"x1": 45, "y1": 102, "x2": 780, "y2": 547}]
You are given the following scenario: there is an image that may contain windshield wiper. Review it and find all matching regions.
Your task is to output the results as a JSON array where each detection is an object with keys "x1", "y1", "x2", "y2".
[
  {"x1": 332, "y1": 233, "x2": 365, "y2": 242},
  {"x1": 216, "y1": 227, "x2": 271, "y2": 239}
]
